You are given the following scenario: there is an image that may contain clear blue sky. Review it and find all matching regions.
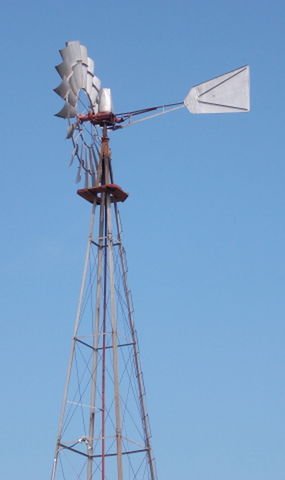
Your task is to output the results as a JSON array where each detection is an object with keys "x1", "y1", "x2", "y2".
[{"x1": 0, "y1": 1, "x2": 284, "y2": 479}]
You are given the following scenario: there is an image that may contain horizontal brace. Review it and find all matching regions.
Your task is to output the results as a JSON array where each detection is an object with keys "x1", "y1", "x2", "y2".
[
  {"x1": 75, "y1": 338, "x2": 96, "y2": 350},
  {"x1": 58, "y1": 443, "x2": 89, "y2": 458},
  {"x1": 75, "y1": 337, "x2": 135, "y2": 351},
  {"x1": 59, "y1": 443, "x2": 148, "y2": 459},
  {"x1": 90, "y1": 240, "x2": 104, "y2": 248},
  {"x1": 90, "y1": 239, "x2": 121, "y2": 247}
]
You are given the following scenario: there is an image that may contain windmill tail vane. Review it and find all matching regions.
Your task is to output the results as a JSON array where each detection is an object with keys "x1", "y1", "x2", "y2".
[{"x1": 50, "y1": 40, "x2": 250, "y2": 480}]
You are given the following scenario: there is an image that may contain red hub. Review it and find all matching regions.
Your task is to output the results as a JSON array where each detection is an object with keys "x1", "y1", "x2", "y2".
[{"x1": 78, "y1": 111, "x2": 124, "y2": 128}]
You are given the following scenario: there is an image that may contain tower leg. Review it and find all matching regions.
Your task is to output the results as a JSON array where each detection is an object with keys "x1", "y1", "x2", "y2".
[
  {"x1": 87, "y1": 201, "x2": 105, "y2": 480},
  {"x1": 106, "y1": 192, "x2": 123, "y2": 480}
]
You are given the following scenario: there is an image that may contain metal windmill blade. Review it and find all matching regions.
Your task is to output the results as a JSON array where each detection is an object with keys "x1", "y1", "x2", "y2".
[
  {"x1": 54, "y1": 40, "x2": 101, "y2": 118},
  {"x1": 55, "y1": 102, "x2": 77, "y2": 119}
]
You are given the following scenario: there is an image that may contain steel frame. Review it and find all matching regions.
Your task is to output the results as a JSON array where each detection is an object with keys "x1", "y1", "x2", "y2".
[{"x1": 51, "y1": 125, "x2": 157, "y2": 480}]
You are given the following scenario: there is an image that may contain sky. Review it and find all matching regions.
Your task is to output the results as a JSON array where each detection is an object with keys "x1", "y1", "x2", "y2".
[{"x1": 0, "y1": 0, "x2": 284, "y2": 479}]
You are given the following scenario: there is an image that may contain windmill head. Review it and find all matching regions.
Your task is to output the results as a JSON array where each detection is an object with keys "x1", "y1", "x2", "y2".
[
  {"x1": 53, "y1": 41, "x2": 250, "y2": 188},
  {"x1": 54, "y1": 40, "x2": 250, "y2": 130}
]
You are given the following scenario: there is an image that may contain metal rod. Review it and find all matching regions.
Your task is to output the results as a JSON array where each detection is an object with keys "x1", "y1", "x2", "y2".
[
  {"x1": 101, "y1": 132, "x2": 108, "y2": 479},
  {"x1": 104, "y1": 131, "x2": 124, "y2": 480},
  {"x1": 87, "y1": 191, "x2": 105, "y2": 480},
  {"x1": 101, "y1": 192, "x2": 107, "y2": 480},
  {"x1": 59, "y1": 443, "x2": 148, "y2": 459},
  {"x1": 116, "y1": 100, "x2": 183, "y2": 116},
  {"x1": 120, "y1": 104, "x2": 184, "y2": 128},
  {"x1": 76, "y1": 337, "x2": 135, "y2": 351}
]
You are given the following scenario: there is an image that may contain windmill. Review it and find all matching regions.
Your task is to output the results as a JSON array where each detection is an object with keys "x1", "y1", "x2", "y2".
[{"x1": 51, "y1": 40, "x2": 250, "y2": 480}]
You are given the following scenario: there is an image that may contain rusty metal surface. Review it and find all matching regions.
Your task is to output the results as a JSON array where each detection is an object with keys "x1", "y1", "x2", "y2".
[{"x1": 77, "y1": 184, "x2": 129, "y2": 204}]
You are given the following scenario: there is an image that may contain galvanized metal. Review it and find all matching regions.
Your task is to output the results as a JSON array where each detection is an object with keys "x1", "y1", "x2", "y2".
[
  {"x1": 54, "y1": 41, "x2": 102, "y2": 118},
  {"x1": 184, "y1": 65, "x2": 250, "y2": 114},
  {"x1": 87, "y1": 196, "x2": 104, "y2": 480},
  {"x1": 106, "y1": 190, "x2": 123, "y2": 480},
  {"x1": 60, "y1": 41, "x2": 82, "y2": 67},
  {"x1": 55, "y1": 101, "x2": 77, "y2": 118},
  {"x1": 98, "y1": 88, "x2": 114, "y2": 113},
  {"x1": 54, "y1": 42, "x2": 250, "y2": 122},
  {"x1": 51, "y1": 124, "x2": 157, "y2": 480}
]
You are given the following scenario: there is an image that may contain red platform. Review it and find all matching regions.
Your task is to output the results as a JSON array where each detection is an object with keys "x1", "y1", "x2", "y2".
[{"x1": 77, "y1": 184, "x2": 128, "y2": 204}]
